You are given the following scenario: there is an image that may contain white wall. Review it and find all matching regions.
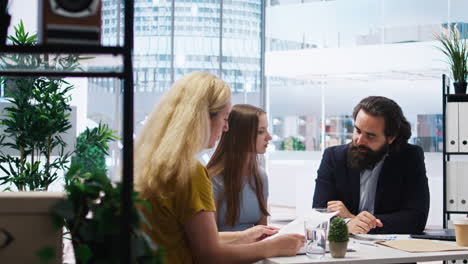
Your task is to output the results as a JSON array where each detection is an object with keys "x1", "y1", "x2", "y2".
[{"x1": 7, "y1": 0, "x2": 38, "y2": 36}]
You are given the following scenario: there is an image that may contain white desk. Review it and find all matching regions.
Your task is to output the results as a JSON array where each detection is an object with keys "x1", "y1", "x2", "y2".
[
  {"x1": 266, "y1": 207, "x2": 468, "y2": 264},
  {"x1": 258, "y1": 239, "x2": 468, "y2": 264}
]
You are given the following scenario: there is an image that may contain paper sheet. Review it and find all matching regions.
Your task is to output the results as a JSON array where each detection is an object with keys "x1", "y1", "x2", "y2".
[
  {"x1": 266, "y1": 209, "x2": 338, "y2": 254},
  {"x1": 267, "y1": 209, "x2": 338, "y2": 239},
  {"x1": 351, "y1": 234, "x2": 403, "y2": 242},
  {"x1": 377, "y1": 239, "x2": 468, "y2": 253}
]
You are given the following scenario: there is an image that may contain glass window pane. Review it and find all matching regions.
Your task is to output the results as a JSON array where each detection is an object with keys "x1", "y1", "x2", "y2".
[
  {"x1": 223, "y1": 0, "x2": 262, "y2": 106},
  {"x1": 174, "y1": 0, "x2": 221, "y2": 80},
  {"x1": 266, "y1": 0, "x2": 447, "y2": 226}
]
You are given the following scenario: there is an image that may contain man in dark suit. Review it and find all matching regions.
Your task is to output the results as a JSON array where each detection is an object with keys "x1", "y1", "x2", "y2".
[{"x1": 312, "y1": 96, "x2": 429, "y2": 234}]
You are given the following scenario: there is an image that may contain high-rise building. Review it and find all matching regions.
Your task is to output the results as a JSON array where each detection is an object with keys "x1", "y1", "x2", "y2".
[{"x1": 88, "y1": 0, "x2": 263, "y2": 131}]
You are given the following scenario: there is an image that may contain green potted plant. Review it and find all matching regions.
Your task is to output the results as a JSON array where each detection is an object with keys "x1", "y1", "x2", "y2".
[
  {"x1": 71, "y1": 123, "x2": 118, "y2": 174},
  {"x1": 280, "y1": 136, "x2": 306, "y2": 151},
  {"x1": 0, "y1": 21, "x2": 83, "y2": 191},
  {"x1": 328, "y1": 217, "x2": 349, "y2": 258},
  {"x1": 435, "y1": 24, "x2": 468, "y2": 94},
  {"x1": 49, "y1": 124, "x2": 163, "y2": 264}
]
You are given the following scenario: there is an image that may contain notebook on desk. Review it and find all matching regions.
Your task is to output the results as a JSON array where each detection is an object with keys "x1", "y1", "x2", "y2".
[{"x1": 410, "y1": 229, "x2": 456, "y2": 241}]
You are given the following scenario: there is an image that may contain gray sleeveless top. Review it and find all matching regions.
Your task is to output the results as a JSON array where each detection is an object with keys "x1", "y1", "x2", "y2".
[{"x1": 212, "y1": 168, "x2": 269, "y2": 232}]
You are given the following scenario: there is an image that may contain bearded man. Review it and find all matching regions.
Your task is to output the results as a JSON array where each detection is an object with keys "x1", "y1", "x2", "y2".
[{"x1": 312, "y1": 96, "x2": 429, "y2": 235}]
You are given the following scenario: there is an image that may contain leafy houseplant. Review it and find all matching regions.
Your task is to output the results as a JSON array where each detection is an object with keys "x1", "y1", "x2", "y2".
[
  {"x1": 71, "y1": 123, "x2": 118, "y2": 174},
  {"x1": 53, "y1": 166, "x2": 162, "y2": 264},
  {"x1": 280, "y1": 136, "x2": 306, "y2": 151},
  {"x1": 435, "y1": 24, "x2": 468, "y2": 94},
  {"x1": 50, "y1": 124, "x2": 163, "y2": 264},
  {"x1": 328, "y1": 217, "x2": 349, "y2": 258},
  {"x1": 0, "y1": 21, "x2": 82, "y2": 191}
]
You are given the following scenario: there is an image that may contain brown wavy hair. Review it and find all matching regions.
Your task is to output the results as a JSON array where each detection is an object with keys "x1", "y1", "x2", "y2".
[
  {"x1": 207, "y1": 104, "x2": 269, "y2": 226},
  {"x1": 352, "y1": 96, "x2": 411, "y2": 153}
]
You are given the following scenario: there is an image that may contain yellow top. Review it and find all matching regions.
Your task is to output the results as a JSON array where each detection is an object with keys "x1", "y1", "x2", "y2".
[{"x1": 140, "y1": 162, "x2": 216, "y2": 264}]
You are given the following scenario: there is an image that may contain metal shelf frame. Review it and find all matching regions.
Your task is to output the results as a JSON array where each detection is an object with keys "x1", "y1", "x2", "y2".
[
  {"x1": 0, "y1": 71, "x2": 124, "y2": 78},
  {"x1": 1, "y1": 45, "x2": 126, "y2": 54},
  {"x1": 0, "y1": 1, "x2": 134, "y2": 262},
  {"x1": 0, "y1": 43, "x2": 126, "y2": 78},
  {"x1": 442, "y1": 74, "x2": 468, "y2": 230},
  {"x1": 443, "y1": 74, "x2": 447, "y2": 228}
]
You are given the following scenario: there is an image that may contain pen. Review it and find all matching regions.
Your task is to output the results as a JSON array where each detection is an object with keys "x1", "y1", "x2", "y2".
[{"x1": 353, "y1": 241, "x2": 379, "y2": 247}]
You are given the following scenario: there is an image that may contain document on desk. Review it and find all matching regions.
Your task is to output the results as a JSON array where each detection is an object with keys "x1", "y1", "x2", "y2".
[
  {"x1": 351, "y1": 234, "x2": 404, "y2": 242},
  {"x1": 267, "y1": 209, "x2": 338, "y2": 238},
  {"x1": 377, "y1": 239, "x2": 468, "y2": 253},
  {"x1": 265, "y1": 209, "x2": 339, "y2": 254}
]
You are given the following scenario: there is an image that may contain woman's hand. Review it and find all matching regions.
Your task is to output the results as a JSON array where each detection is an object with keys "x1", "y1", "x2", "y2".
[
  {"x1": 267, "y1": 234, "x2": 305, "y2": 257},
  {"x1": 240, "y1": 225, "x2": 279, "y2": 243}
]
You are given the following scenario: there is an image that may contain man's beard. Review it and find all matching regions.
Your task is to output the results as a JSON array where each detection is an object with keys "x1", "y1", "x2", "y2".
[{"x1": 347, "y1": 142, "x2": 389, "y2": 172}]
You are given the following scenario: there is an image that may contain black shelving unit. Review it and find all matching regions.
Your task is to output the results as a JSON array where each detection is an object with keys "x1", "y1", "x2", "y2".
[
  {"x1": 0, "y1": 1, "x2": 134, "y2": 262},
  {"x1": 442, "y1": 74, "x2": 468, "y2": 230}
]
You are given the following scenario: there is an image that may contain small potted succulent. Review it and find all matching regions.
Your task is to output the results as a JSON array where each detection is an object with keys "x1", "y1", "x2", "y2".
[{"x1": 328, "y1": 217, "x2": 349, "y2": 258}]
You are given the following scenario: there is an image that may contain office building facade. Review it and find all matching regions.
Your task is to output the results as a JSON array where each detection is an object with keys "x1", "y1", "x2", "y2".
[{"x1": 89, "y1": 0, "x2": 263, "y2": 131}]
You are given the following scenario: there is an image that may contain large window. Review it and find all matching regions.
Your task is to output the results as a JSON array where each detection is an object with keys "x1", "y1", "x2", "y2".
[
  {"x1": 5, "y1": 0, "x2": 264, "y2": 185},
  {"x1": 7, "y1": 0, "x2": 466, "y2": 228},
  {"x1": 87, "y1": 0, "x2": 264, "y2": 179},
  {"x1": 265, "y1": 0, "x2": 468, "y2": 227},
  {"x1": 93, "y1": 0, "x2": 263, "y2": 134}
]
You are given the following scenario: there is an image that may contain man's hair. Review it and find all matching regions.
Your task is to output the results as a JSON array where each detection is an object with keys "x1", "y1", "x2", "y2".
[{"x1": 352, "y1": 96, "x2": 411, "y2": 153}]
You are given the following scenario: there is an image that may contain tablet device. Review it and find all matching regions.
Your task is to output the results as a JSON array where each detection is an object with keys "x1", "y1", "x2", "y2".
[{"x1": 410, "y1": 229, "x2": 456, "y2": 241}]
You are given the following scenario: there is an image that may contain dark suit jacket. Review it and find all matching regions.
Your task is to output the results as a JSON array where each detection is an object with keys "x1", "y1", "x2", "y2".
[{"x1": 312, "y1": 143, "x2": 430, "y2": 234}]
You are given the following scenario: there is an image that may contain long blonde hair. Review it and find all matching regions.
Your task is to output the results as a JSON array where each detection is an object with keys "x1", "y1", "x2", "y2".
[{"x1": 134, "y1": 72, "x2": 231, "y2": 199}]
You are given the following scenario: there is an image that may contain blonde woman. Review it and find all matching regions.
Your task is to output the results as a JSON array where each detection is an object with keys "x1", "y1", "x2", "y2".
[{"x1": 135, "y1": 72, "x2": 304, "y2": 264}]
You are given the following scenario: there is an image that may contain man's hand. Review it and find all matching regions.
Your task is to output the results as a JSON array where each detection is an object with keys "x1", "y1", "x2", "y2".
[
  {"x1": 327, "y1": 200, "x2": 355, "y2": 218},
  {"x1": 347, "y1": 211, "x2": 383, "y2": 234}
]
